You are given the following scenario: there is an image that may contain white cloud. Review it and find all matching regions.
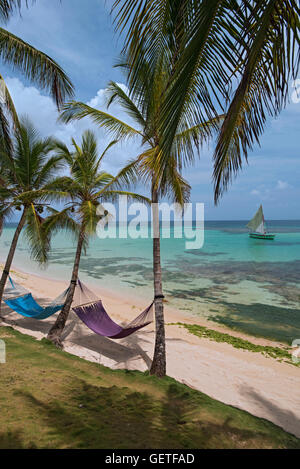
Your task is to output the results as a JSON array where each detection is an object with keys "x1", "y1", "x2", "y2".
[
  {"x1": 249, "y1": 186, "x2": 273, "y2": 201},
  {"x1": 276, "y1": 180, "x2": 290, "y2": 190},
  {"x1": 251, "y1": 189, "x2": 260, "y2": 196},
  {"x1": 250, "y1": 179, "x2": 292, "y2": 200},
  {"x1": 5, "y1": 77, "x2": 142, "y2": 174}
]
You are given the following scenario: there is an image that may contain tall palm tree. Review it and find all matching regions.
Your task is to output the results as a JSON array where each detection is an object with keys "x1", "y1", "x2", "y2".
[
  {"x1": 44, "y1": 130, "x2": 150, "y2": 348},
  {"x1": 59, "y1": 77, "x2": 222, "y2": 376},
  {"x1": 112, "y1": 0, "x2": 300, "y2": 201},
  {"x1": 0, "y1": 117, "x2": 65, "y2": 315}
]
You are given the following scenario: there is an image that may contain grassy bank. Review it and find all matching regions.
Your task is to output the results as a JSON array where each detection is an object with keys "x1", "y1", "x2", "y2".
[
  {"x1": 0, "y1": 326, "x2": 299, "y2": 449},
  {"x1": 170, "y1": 323, "x2": 297, "y2": 365}
]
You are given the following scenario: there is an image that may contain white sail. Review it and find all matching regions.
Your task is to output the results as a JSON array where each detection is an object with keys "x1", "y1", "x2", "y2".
[
  {"x1": 255, "y1": 221, "x2": 265, "y2": 234},
  {"x1": 246, "y1": 205, "x2": 266, "y2": 233}
]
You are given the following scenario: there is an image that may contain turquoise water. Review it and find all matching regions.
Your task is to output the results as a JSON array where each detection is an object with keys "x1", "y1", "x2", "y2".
[{"x1": 1, "y1": 220, "x2": 300, "y2": 343}]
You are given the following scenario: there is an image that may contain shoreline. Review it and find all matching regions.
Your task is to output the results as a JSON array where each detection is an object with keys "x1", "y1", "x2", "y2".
[
  {"x1": 1, "y1": 261, "x2": 289, "y2": 349},
  {"x1": 1, "y1": 263, "x2": 300, "y2": 438}
]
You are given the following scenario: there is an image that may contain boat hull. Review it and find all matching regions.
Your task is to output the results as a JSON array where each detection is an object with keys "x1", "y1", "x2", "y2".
[{"x1": 249, "y1": 233, "x2": 275, "y2": 240}]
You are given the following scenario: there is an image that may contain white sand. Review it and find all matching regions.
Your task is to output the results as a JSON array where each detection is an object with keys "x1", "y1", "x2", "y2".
[{"x1": 1, "y1": 266, "x2": 300, "y2": 438}]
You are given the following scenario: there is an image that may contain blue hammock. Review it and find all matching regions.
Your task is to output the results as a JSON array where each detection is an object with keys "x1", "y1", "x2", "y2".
[
  {"x1": 3, "y1": 277, "x2": 65, "y2": 320},
  {"x1": 4, "y1": 294, "x2": 63, "y2": 320}
]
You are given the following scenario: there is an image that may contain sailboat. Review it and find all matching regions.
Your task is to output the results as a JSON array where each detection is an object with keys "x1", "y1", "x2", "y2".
[{"x1": 247, "y1": 205, "x2": 275, "y2": 240}]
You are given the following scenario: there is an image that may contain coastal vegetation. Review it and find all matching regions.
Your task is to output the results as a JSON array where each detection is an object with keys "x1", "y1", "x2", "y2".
[{"x1": 171, "y1": 323, "x2": 299, "y2": 365}]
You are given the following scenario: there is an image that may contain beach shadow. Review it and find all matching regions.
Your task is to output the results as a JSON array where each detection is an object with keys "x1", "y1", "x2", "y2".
[
  {"x1": 239, "y1": 384, "x2": 300, "y2": 438},
  {"x1": 72, "y1": 329, "x2": 153, "y2": 369},
  {"x1": 1, "y1": 299, "x2": 56, "y2": 335},
  {"x1": 9, "y1": 383, "x2": 264, "y2": 449},
  {"x1": 159, "y1": 383, "x2": 260, "y2": 448},
  {"x1": 12, "y1": 383, "x2": 159, "y2": 449},
  {"x1": 61, "y1": 319, "x2": 78, "y2": 340},
  {"x1": 118, "y1": 329, "x2": 153, "y2": 369},
  {"x1": 3, "y1": 380, "x2": 299, "y2": 449},
  {"x1": 0, "y1": 430, "x2": 38, "y2": 450},
  {"x1": 1, "y1": 298, "x2": 79, "y2": 339}
]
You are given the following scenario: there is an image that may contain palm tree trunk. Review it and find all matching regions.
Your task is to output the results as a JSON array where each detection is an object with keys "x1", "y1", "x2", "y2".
[
  {"x1": 0, "y1": 208, "x2": 27, "y2": 318},
  {"x1": 150, "y1": 188, "x2": 166, "y2": 377},
  {"x1": 47, "y1": 225, "x2": 85, "y2": 348}
]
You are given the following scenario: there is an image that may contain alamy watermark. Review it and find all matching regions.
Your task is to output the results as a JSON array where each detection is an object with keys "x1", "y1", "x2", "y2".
[
  {"x1": 291, "y1": 339, "x2": 300, "y2": 365},
  {"x1": 96, "y1": 196, "x2": 204, "y2": 250},
  {"x1": 0, "y1": 340, "x2": 6, "y2": 364}
]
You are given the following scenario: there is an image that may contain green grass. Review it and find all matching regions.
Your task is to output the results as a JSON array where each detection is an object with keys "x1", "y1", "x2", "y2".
[
  {"x1": 170, "y1": 323, "x2": 297, "y2": 364},
  {"x1": 0, "y1": 326, "x2": 299, "y2": 449}
]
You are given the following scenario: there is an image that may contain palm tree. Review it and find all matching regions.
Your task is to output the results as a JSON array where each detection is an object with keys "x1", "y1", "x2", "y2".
[
  {"x1": 44, "y1": 130, "x2": 150, "y2": 348},
  {"x1": 112, "y1": 0, "x2": 300, "y2": 201},
  {"x1": 59, "y1": 77, "x2": 222, "y2": 376},
  {"x1": 0, "y1": 117, "x2": 65, "y2": 315}
]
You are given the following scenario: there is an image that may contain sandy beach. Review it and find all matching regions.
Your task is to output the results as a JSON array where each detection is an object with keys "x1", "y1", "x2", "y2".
[{"x1": 1, "y1": 265, "x2": 300, "y2": 438}]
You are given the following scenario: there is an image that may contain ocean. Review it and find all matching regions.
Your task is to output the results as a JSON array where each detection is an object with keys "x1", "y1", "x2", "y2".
[{"x1": 1, "y1": 220, "x2": 300, "y2": 344}]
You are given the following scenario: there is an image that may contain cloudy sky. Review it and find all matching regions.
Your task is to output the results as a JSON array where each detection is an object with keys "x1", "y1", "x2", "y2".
[{"x1": 2, "y1": 0, "x2": 300, "y2": 220}]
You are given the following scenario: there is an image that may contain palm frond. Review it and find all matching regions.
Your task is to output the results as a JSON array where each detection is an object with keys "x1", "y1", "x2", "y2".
[
  {"x1": 112, "y1": 0, "x2": 176, "y2": 102},
  {"x1": 158, "y1": 0, "x2": 239, "y2": 158},
  {"x1": 43, "y1": 207, "x2": 84, "y2": 248},
  {"x1": 0, "y1": 0, "x2": 24, "y2": 22},
  {"x1": 93, "y1": 171, "x2": 115, "y2": 191},
  {"x1": 33, "y1": 155, "x2": 65, "y2": 188},
  {"x1": 213, "y1": 0, "x2": 300, "y2": 202},
  {"x1": 80, "y1": 200, "x2": 99, "y2": 236},
  {"x1": 172, "y1": 115, "x2": 225, "y2": 168},
  {"x1": 53, "y1": 141, "x2": 73, "y2": 165},
  {"x1": 0, "y1": 202, "x2": 14, "y2": 236},
  {"x1": 97, "y1": 140, "x2": 118, "y2": 168},
  {"x1": 98, "y1": 156, "x2": 142, "y2": 194},
  {"x1": 60, "y1": 101, "x2": 142, "y2": 141},
  {"x1": 23, "y1": 203, "x2": 50, "y2": 264},
  {"x1": 0, "y1": 73, "x2": 20, "y2": 133},
  {"x1": 0, "y1": 27, "x2": 74, "y2": 107},
  {"x1": 100, "y1": 190, "x2": 151, "y2": 205},
  {"x1": 159, "y1": 163, "x2": 191, "y2": 206},
  {"x1": 106, "y1": 81, "x2": 146, "y2": 130}
]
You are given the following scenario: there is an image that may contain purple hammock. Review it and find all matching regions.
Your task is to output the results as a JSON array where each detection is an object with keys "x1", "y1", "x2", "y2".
[{"x1": 73, "y1": 300, "x2": 154, "y2": 339}]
